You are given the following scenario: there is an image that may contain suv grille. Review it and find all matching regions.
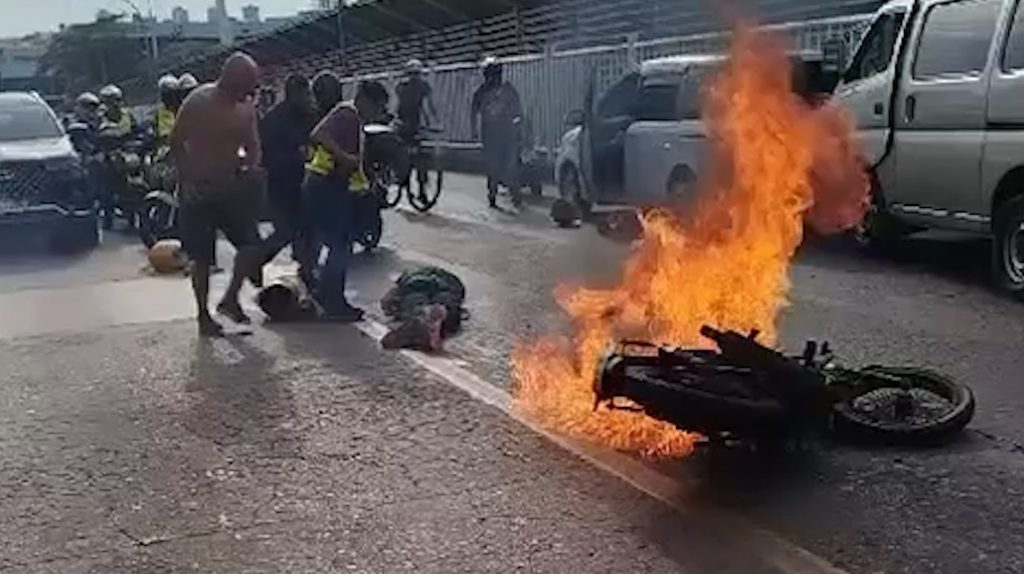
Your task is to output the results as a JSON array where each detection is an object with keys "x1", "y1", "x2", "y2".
[{"x1": 0, "y1": 161, "x2": 72, "y2": 209}]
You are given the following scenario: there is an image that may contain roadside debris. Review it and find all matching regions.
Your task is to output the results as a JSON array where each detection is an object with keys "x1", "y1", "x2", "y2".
[{"x1": 380, "y1": 266, "x2": 467, "y2": 352}]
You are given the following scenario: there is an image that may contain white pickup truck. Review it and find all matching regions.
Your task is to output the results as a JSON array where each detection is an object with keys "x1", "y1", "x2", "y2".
[{"x1": 555, "y1": 52, "x2": 832, "y2": 216}]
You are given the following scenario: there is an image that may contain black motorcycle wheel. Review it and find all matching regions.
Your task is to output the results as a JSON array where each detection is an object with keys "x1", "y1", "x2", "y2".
[
  {"x1": 407, "y1": 164, "x2": 443, "y2": 213},
  {"x1": 606, "y1": 362, "x2": 791, "y2": 441},
  {"x1": 833, "y1": 366, "x2": 975, "y2": 445},
  {"x1": 138, "y1": 197, "x2": 176, "y2": 248},
  {"x1": 358, "y1": 209, "x2": 383, "y2": 252}
]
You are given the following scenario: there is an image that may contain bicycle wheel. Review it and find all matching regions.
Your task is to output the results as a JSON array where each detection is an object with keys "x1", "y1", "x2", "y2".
[
  {"x1": 833, "y1": 366, "x2": 975, "y2": 445},
  {"x1": 407, "y1": 147, "x2": 443, "y2": 213}
]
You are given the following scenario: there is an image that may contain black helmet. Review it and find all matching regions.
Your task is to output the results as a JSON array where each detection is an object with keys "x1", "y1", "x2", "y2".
[{"x1": 481, "y1": 56, "x2": 502, "y2": 79}]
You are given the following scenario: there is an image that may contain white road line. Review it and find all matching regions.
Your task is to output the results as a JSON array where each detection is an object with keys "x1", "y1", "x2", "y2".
[{"x1": 356, "y1": 317, "x2": 850, "y2": 574}]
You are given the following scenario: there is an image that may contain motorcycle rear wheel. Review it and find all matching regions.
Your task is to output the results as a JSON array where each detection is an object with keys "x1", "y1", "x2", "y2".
[
  {"x1": 357, "y1": 209, "x2": 383, "y2": 252},
  {"x1": 607, "y1": 362, "x2": 792, "y2": 441},
  {"x1": 833, "y1": 366, "x2": 975, "y2": 445},
  {"x1": 138, "y1": 197, "x2": 177, "y2": 248}
]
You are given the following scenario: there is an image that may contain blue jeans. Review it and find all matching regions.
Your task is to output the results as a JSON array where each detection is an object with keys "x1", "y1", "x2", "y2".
[{"x1": 302, "y1": 172, "x2": 354, "y2": 312}]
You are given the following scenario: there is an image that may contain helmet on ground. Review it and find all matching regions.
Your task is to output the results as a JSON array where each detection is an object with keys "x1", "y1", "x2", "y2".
[
  {"x1": 99, "y1": 84, "x2": 123, "y2": 101},
  {"x1": 178, "y1": 73, "x2": 199, "y2": 91},
  {"x1": 550, "y1": 198, "x2": 580, "y2": 228},
  {"x1": 76, "y1": 92, "x2": 100, "y2": 108},
  {"x1": 148, "y1": 239, "x2": 189, "y2": 274},
  {"x1": 405, "y1": 58, "x2": 425, "y2": 74},
  {"x1": 158, "y1": 74, "x2": 180, "y2": 93}
]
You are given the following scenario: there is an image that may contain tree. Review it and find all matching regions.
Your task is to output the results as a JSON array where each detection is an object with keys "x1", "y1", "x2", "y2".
[{"x1": 40, "y1": 13, "x2": 148, "y2": 94}]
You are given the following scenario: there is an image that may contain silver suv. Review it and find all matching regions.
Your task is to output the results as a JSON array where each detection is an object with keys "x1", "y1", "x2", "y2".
[{"x1": 0, "y1": 92, "x2": 98, "y2": 252}]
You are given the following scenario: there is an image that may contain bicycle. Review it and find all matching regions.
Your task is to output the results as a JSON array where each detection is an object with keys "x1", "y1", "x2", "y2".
[
  {"x1": 595, "y1": 326, "x2": 976, "y2": 451},
  {"x1": 365, "y1": 123, "x2": 445, "y2": 213},
  {"x1": 397, "y1": 126, "x2": 444, "y2": 212}
]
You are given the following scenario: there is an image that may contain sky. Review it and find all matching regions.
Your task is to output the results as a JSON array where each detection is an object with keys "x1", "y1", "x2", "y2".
[{"x1": 0, "y1": 0, "x2": 314, "y2": 38}]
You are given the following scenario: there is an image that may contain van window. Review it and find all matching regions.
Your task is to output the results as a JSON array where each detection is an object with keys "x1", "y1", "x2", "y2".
[
  {"x1": 1001, "y1": 0, "x2": 1024, "y2": 70},
  {"x1": 913, "y1": 0, "x2": 1001, "y2": 80},
  {"x1": 843, "y1": 11, "x2": 906, "y2": 83}
]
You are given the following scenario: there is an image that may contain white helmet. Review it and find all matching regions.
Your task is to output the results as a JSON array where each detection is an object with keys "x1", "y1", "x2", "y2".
[
  {"x1": 178, "y1": 73, "x2": 199, "y2": 91},
  {"x1": 76, "y1": 92, "x2": 100, "y2": 108},
  {"x1": 99, "y1": 84, "x2": 123, "y2": 101},
  {"x1": 405, "y1": 58, "x2": 425, "y2": 74},
  {"x1": 158, "y1": 74, "x2": 180, "y2": 93}
]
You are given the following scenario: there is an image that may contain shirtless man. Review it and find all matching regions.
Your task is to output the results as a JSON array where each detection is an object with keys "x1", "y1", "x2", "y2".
[{"x1": 170, "y1": 52, "x2": 263, "y2": 336}]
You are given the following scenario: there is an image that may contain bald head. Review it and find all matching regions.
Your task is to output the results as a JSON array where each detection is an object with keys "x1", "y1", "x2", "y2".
[{"x1": 218, "y1": 52, "x2": 259, "y2": 102}]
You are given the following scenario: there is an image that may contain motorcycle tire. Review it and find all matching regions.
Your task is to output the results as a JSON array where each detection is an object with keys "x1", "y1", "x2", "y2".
[
  {"x1": 613, "y1": 365, "x2": 792, "y2": 438},
  {"x1": 382, "y1": 178, "x2": 403, "y2": 208},
  {"x1": 138, "y1": 196, "x2": 177, "y2": 249},
  {"x1": 358, "y1": 210, "x2": 383, "y2": 252},
  {"x1": 833, "y1": 366, "x2": 975, "y2": 445}
]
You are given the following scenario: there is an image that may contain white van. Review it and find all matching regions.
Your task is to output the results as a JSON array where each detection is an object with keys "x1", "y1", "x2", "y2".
[
  {"x1": 835, "y1": 0, "x2": 1024, "y2": 294},
  {"x1": 555, "y1": 52, "x2": 831, "y2": 215}
]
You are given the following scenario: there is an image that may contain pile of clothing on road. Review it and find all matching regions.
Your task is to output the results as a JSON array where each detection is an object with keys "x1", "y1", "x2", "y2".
[{"x1": 380, "y1": 266, "x2": 467, "y2": 353}]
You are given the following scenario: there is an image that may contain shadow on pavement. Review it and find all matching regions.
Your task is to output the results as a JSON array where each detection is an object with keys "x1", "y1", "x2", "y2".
[
  {"x1": 802, "y1": 233, "x2": 993, "y2": 289},
  {"x1": 185, "y1": 335, "x2": 301, "y2": 457}
]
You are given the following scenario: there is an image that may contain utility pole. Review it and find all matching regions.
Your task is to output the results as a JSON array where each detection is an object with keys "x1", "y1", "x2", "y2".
[{"x1": 119, "y1": 0, "x2": 159, "y2": 64}]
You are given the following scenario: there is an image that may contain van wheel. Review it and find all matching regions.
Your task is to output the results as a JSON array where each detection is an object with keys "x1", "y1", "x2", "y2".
[
  {"x1": 559, "y1": 165, "x2": 591, "y2": 220},
  {"x1": 992, "y1": 195, "x2": 1024, "y2": 296}
]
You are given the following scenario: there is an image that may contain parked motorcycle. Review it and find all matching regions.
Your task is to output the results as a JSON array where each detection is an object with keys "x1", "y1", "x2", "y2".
[
  {"x1": 95, "y1": 122, "x2": 148, "y2": 231},
  {"x1": 356, "y1": 122, "x2": 405, "y2": 251},
  {"x1": 137, "y1": 147, "x2": 180, "y2": 248}
]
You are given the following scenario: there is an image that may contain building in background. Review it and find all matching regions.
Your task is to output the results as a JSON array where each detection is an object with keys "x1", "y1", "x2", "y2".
[
  {"x1": 0, "y1": 34, "x2": 55, "y2": 93},
  {"x1": 242, "y1": 5, "x2": 261, "y2": 23},
  {"x1": 172, "y1": 7, "x2": 190, "y2": 24},
  {"x1": 154, "y1": 2, "x2": 298, "y2": 46}
]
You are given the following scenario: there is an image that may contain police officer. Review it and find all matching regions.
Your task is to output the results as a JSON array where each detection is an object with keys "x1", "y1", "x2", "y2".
[
  {"x1": 99, "y1": 84, "x2": 137, "y2": 138},
  {"x1": 154, "y1": 75, "x2": 180, "y2": 150}
]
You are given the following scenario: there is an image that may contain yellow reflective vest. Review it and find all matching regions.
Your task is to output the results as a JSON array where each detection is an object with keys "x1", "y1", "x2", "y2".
[
  {"x1": 155, "y1": 104, "x2": 175, "y2": 141},
  {"x1": 305, "y1": 133, "x2": 368, "y2": 193}
]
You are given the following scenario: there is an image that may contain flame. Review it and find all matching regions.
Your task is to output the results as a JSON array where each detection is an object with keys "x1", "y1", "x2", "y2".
[{"x1": 511, "y1": 26, "x2": 869, "y2": 457}]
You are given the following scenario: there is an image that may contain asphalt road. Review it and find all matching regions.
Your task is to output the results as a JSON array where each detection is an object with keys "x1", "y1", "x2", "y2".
[{"x1": 1, "y1": 173, "x2": 1022, "y2": 573}]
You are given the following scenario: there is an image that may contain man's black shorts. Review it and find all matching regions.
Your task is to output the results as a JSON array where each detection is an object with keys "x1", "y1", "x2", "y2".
[{"x1": 179, "y1": 179, "x2": 260, "y2": 266}]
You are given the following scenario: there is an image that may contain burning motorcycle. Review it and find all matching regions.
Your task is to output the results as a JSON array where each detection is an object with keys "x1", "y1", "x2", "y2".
[{"x1": 595, "y1": 327, "x2": 976, "y2": 451}]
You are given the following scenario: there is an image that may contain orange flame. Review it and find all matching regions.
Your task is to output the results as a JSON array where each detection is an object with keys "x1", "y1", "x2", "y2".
[{"x1": 511, "y1": 26, "x2": 869, "y2": 457}]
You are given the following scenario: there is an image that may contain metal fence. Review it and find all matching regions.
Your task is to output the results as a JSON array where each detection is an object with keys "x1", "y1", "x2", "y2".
[{"x1": 328, "y1": 13, "x2": 872, "y2": 152}]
